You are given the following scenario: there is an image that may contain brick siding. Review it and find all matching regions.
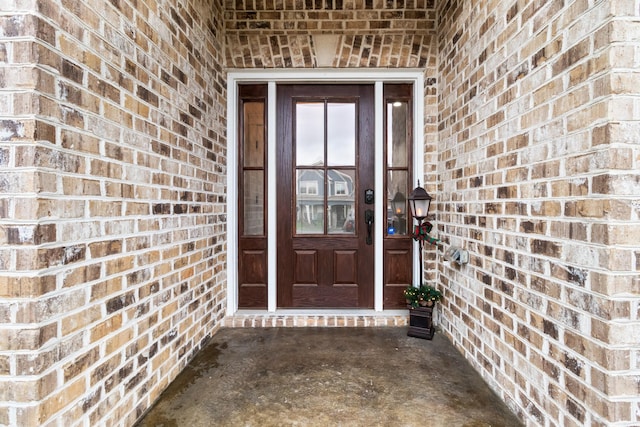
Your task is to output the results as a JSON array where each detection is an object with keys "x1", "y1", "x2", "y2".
[
  {"x1": 0, "y1": 0, "x2": 226, "y2": 425},
  {"x1": 437, "y1": 1, "x2": 640, "y2": 426}
]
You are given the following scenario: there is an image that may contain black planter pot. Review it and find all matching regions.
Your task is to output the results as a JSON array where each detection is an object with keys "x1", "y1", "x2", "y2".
[{"x1": 407, "y1": 306, "x2": 435, "y2": 340}]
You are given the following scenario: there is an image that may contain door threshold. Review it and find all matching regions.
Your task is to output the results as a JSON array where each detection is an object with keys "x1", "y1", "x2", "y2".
[{"x1": 222, "y1": 309, "x2": 410, "y2": 328}]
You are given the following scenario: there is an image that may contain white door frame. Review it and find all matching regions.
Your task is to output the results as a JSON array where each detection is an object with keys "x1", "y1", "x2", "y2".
[{"x1": 226, "y1": 69, "x2": 424, "y2": 315}]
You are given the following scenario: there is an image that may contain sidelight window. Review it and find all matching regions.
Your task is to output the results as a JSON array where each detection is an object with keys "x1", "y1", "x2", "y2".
[{"x1": 385, "y1": 86, "x2": 412, "y2": 236}]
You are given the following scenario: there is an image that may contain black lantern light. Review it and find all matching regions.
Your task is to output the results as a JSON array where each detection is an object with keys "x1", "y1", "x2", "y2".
[
  {"x1": 408, "y1": 180, "x2": 433, "y2": 287},
  {"x1": 408, "y1": 181, "x2": 432, "y2": 221}
]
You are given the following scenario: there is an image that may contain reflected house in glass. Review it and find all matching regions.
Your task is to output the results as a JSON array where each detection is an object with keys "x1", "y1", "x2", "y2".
[{"x1": 296, "y1": 168, "x2": 355, "y2": 234}]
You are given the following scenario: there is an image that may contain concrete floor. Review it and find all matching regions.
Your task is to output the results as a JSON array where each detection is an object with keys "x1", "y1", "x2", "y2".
[{"x1": 136, "y1": 328, "x2": 523, "y2": 427}]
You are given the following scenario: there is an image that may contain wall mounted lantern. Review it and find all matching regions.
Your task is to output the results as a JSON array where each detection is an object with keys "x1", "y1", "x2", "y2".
[
  {"x1": 408, "y1": 181, "x2": 433, "y2": 286},
  {"x1": 408, "y1": 181, "x2": 432, "y2": 222}
]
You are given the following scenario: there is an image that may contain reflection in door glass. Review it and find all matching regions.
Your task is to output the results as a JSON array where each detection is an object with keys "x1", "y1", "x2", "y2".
[
  {"x1": 387, "y1": 101, "x2": 408, "y2": 168},
  {"x1": 328, "y1": 169, "x2": 355, "y2": 234},
  {"x1": 243, "y1": 170, "x2": 264, "y2": 235},
  {"x1": 294, "y1": 100, "x2": 357, "y2": 236},
  {"x1": 387, "y1": 170, "x2": 408, "y2": 235},
  {"x1": 243, "y1": 102, "x2": 265, "y2": 168},
  {"x1": 241, "y1": 98, "x2": 266, "y2": 237},
  {"x1": 386, "y1": 98, "x2": 410, "y2": 236},
  {"x1": 327, "y1": 103, "x2": 356, "y2": 166},
  {"x1": 296, "y1": 103, "x2": 325, "y2": 166},
  {"x1": 296, "y1": 169, "x2": 324, "y2": 234}
]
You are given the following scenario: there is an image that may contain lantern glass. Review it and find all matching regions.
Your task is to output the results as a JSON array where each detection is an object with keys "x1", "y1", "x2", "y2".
[{"x1": 408, "y1": 184, "x2": 432, "y2": 221}]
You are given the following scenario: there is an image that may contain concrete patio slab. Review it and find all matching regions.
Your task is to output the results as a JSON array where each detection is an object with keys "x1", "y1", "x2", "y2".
[{"x1": 136, "y1": 327, "x2": 523, "y2": 426}]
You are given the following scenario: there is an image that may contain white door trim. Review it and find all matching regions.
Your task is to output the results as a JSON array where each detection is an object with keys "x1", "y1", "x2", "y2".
[
  {"x1": 226, "y1": 69, "x2": 425, "y2": 315},
  {"x1": 374, "y1": 81, "x2": 384, "y2": 311}
]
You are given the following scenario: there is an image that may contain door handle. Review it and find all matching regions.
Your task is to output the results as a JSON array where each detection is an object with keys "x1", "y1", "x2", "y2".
[{"x1": 365, "y1": 209, "x2": 374, "y2": 245}]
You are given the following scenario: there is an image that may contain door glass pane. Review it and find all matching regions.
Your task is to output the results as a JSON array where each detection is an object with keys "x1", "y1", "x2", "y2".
[
  {"x1": 328, "y1": 169, "x2": 355, "y2": 235},
  {"x1": 244, "y1": 170, "x2": 264, "y2": 235},
  {"x1": 387, "y1": 170, "x2": 408, "y2": 236},
  {"x1": 327, "y1": 103, "x2": 355, "y2": 166},
  {"x1": 296, "y1": 103, "x2": 325, "y2": 166},
  {"x1": 387, "y1": 101, "x2": 408, "y2": 168},
  {"x1": 296, "y1": 169, "x2": 324, "y2": 234},
  {"x1": 243, "y1": 102, "x2": 264, "y2": 168}
]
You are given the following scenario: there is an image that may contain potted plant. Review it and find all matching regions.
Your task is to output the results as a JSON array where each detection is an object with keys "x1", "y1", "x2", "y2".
[
  {"x1": 404, "y1": 284, "x2": 442, "y2": 340},
  {"x1": 404, "y1": 284, "x2": 442, "y2": 308}
]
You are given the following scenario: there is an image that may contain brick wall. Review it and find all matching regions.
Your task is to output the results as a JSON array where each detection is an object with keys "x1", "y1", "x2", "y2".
[
  {"x1": 224, "y1": 0, "x2": 437, "y2": 67},
  {"x1": 437, "y1": 1, "x2": 640, "y2": 425},
  {"x1": 0, "y1": 0, "x2": 226, "y2": 425}
]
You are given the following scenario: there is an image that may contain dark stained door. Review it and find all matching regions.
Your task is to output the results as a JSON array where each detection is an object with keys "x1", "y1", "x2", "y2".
[{"x1": 277, "y1": 85, "x2": 375, "y2": 308}]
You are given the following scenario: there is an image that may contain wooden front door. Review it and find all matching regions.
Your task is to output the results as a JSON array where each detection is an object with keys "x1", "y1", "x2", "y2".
[{"x1": 277, "y1": 85, "x2": 375, "y2": 308}]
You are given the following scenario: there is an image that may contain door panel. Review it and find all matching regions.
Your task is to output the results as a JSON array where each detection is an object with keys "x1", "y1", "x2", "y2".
[
  {"x1": 238, "y1": 245, "x2": 268, "y2": 307},
  {"x1": 294, "y1": 250, "x2": 317, "y2": 283},
  {"x1": 277, "y1": 84, "x2": 374, "y2": 308},
  {"x1": 334, "y1": 250, "x2": 357, "y2": 284},
  {"x1": 242, "y1": 250, "x2": 267, "y2": 283},
  {"x1": 383, "y1": 247, "x2": 413, "y2": 308}
]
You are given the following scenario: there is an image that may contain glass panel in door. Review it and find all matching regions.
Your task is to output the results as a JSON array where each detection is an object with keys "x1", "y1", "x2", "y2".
[
  {"x1": 296, "y1": 103, "x2": 325, "y2": 166},
  {"x1": 386, "y1": 99, "x2": 410, "y2": 236},
  {"x1": 387, "y1": 170, "x2": 408, "y2": 236},
  {"x1": 294, "y1": 101, "x2": 356, "y2": 236},
  {"x1": 328, "y1": 169, "x2": 355, "y2": 234},
  {"x1": 327, "y1": 103, "x2": 356, "y2": 166},
  {"x1": 242, "y1": 101, "x2": 266, "y2": 236}
]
